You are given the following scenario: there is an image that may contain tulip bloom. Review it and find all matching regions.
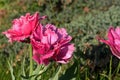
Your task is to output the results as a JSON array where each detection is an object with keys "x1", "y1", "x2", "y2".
[
  {"x1": 31, "y1": 24, "x2": 75, "y2": 65},
  {"x1": 3, "y1": 12, "x2": 45, "y2": 42},
  {"x1": 98, "y1": 27, "x2": 120, "y2": 59}
]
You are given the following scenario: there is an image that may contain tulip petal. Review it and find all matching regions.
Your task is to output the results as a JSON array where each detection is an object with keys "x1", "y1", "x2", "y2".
[
  {"x1": 31, "y1": 23, "x2": 75, "y2": 65},
  {"x1": 3, "y1": 12, "x2": 45, "y2": 42},
  {"x1": 98, "y1": 26, "x2": 120, "y2": 59}
]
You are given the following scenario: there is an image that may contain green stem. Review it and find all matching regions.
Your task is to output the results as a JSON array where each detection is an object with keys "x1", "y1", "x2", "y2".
[
  {"x1": 29, "y1": 44, "x2": 33, "y2": 76},
  {"x1": 116, "y1": 61, "x2": 120, "y2": 74},
  {"x1": 108, "y1": 56, "x2": 112, "y2": 80}
]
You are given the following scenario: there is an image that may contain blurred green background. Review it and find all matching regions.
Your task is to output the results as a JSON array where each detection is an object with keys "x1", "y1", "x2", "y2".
[{"x1": 0, "y1": 0, "x2": 120, "y2": 80}]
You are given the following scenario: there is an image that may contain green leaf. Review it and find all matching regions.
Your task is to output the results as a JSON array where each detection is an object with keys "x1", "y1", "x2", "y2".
[
  {"x1": 21, "y1": 56, "x2": 26, "y2": 80},
  {"x1": 59, "y1": 62, "x2": 77, "y2": 80},
  {"x1": 49, "y1": 66, "x2": 61, "y2": 80},
  {"x1": 8, "y1": 61, "x2": 15, "y2": 80},
  {"x1": 30, "y1": 65, "x2": 42, "y2": 80},
  {"x1": 35, "y1": 63, "x2": 52, "y2": 80}
]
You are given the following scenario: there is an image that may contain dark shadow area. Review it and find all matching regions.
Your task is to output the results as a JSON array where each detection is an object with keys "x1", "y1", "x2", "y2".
[{"x1": 84, "y1": 44, "x2": 120, "y2": 79}]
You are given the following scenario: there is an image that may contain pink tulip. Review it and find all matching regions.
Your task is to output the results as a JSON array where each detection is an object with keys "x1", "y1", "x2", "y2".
[
  {"x1": 31, "y1": 24, "x2": 75, "y2": 65},
  {"x1": 98, "y1": 27, "x2": 120, "y2": 59},
  {"x1": 3, "y1": 12, "x2": 46, "y2": 42}
]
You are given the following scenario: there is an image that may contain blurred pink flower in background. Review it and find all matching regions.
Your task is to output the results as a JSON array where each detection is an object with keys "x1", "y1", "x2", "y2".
[
  {"x1": 31, "y1": 24, "x2": 75, "y2": 65},
  {"x1": 3, "y1": 12, "x2": 45, "y2": 42},
  {"x1": 98, "y1": 27, "x2": 120, "y2": 59}
]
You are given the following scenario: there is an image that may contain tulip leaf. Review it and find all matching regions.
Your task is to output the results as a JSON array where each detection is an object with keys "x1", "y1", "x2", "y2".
[
  {"x1": 59, "y1": 62, "x2": 77, "y2": 80},
  {"x1": 8, "y1": 61, "x2": 15, "y2": 80},
  {"x1": 49, "y1": 65, "x2": 61, "y2": 80}
]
